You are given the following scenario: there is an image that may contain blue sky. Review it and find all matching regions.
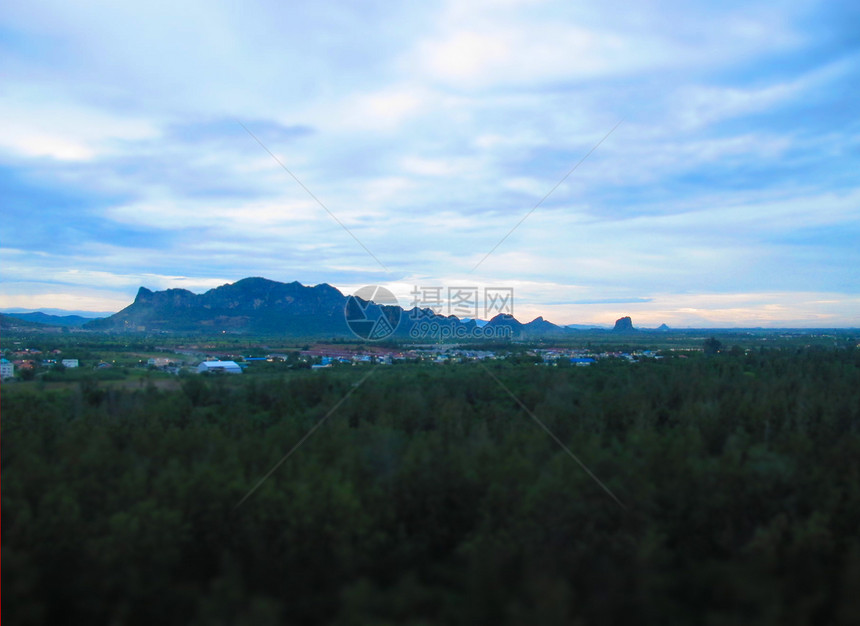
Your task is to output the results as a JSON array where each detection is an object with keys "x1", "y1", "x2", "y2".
[{"x1": 1, "y1": 0, "x2": 858, "y2": 327}]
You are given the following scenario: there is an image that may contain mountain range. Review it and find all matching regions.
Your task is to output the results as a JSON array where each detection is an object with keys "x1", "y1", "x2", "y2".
[
  {"x1": 7, "y1": 278, "x2": 646, "y2": 338},
  {"x1": 75, "y1": 277, "x2": 643, "y2": 339}
]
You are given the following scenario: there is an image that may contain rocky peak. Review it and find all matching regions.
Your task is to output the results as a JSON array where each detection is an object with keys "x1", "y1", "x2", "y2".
[{"x1": 613, "y1": 316, "x2": 634, "y2": 332}]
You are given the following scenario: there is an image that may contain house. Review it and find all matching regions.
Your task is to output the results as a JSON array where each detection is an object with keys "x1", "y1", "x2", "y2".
[
  {"x1": 197, "y1": 360, "x2": 242, "y2": 374},
  {"x1": 62, "y1": 359, "x2": 79, "y2": 368},
  {"x1": 0, "y1": 358, "x2": 14, "y2": 379},
  {"x1": 570, "y1": 357, "x2": 596, "y2": 366}
]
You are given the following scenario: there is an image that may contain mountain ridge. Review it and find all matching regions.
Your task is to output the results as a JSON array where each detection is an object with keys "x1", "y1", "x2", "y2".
[
  {"x1": 2, "y1": 311, "x2": 94, "y2": 327},
  {"x1": 84, "y1": 277, "x2": 576, "y2": 338}
]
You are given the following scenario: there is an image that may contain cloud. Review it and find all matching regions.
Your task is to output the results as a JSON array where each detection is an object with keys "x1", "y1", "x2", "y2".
[
  {"x1": 570, "y1": 298, "x2": 654, "y2": 305},
  {"x1": 0, "y1": 0, "x2": 858, "y2": 326},
  {"x1": 411, "y1": 0, "x2": 805, "y2": 88},
  {"x1": 0, "y1": 87, "x2": 159, "y2": 161}
]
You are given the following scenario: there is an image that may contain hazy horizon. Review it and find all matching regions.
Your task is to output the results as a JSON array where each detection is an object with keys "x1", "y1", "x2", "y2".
[{"x1": 2, "y1": 276, "x2": 858, "y2": 330}]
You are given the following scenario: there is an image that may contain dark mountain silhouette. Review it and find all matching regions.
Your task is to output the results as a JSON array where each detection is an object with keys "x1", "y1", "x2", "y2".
[
  {"x1": 484, "y1": 313, "x2": 522, "y2": 337},
  {"x1": 523, "y1": 316, "x2": 566, "y2": 336},
  {"x1": 85, "y1": 278, "x2": 349, "y2": 335},
  {"x1": 613, "y1": 316, "x2": 635, "y2": 332},
  {"x1": 83, "y1": 277, "x2": 573, "y2": 338}
]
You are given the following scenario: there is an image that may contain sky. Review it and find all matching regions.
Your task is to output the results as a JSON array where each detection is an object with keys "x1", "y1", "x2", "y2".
[{"x1": 1, "y1": 0, "x2": 858, "y2": 327}]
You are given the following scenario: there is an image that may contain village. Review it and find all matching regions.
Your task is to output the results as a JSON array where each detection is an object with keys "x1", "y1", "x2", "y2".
[
  {"x1": 147, "y1": 343, "x2": 672, "y2": 375},
  {"x1": 1, "y1": 343, "x2": 676, "y2": 381}
]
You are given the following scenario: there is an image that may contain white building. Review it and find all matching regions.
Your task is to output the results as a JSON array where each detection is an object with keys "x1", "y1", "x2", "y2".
[
  {"x1": 0, "y1": 358, "x2": 14, "y2": 379},
  {"x1": 197, "y1": 360, "x2": 242, "y2": 374},
  {"x1": 62, "y1": 359, "x2": 79, "y2": 368}
]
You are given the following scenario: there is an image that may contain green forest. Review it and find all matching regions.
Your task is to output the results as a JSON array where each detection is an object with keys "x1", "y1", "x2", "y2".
[{"x1": 3, "y1": 346, "x2": 860, "y2": 625}]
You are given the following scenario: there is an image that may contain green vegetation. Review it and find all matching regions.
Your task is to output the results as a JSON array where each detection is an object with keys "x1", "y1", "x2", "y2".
[{"x1": 3, "y1": 345, "x2": 860, "y2": 624}]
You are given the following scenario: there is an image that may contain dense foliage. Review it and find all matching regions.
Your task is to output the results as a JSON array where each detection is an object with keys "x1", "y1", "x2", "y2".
[{"x1": 4, "y1": 347, "x2": 860, "y2": 625}]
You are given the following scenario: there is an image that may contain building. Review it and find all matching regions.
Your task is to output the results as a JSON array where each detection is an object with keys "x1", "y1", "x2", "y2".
[
  {"x1": 62, "y1": 359, "x2": 79, "y2": 368},
  {"x1": 197, "y1": 360, "x2": 242, "y2": 374},
  {"x1": 0, "y1": 358, "x2": 14, "y2": 379}
]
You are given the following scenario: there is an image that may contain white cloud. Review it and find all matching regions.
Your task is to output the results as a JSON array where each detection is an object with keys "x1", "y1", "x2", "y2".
[
  {"x1": 334, "y1": 86, "x2": 431, "y2": 131},
  {"x1": 104, "y1": 197, "x2": 324, "y2": 230},
  {"x1": 675, "y1": 59, "x2": 853, "y2": 130},
  {"x1": 0, "y1": 291, "x2": 131, "y2": 313},
  {"x1": 0, "y1": 88, "x2": 159, "y2": 161},
  {"x1": 409, "y1": 0, "x2": 803, "y2": 89}
]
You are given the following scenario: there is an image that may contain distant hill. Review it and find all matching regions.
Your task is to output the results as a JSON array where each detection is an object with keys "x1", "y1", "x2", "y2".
[
  {"x1": 613, "y1": 316, "x2": 635, "y2": 332},
  {"x1": 461, "y1": 318, "x2": 489, "y2": 328},
  {"x1": 484, "y1": 314, "x2": 523, "y2": 336},
  {"x1": 0, "y1": 313, "x2": 50, "y2": 330},
  {"x1": 3, "y1": 312, "x2": 95, "y2": 327},
  {"x1": 565, "y1": 323, "x2": 611, "y2": 331},
  {"x1": 83, "y1": 277, "x2": 579, "y2": 339},
  {"x1": 522, "y1": 316, "x2": 567, "y2": 336}
]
